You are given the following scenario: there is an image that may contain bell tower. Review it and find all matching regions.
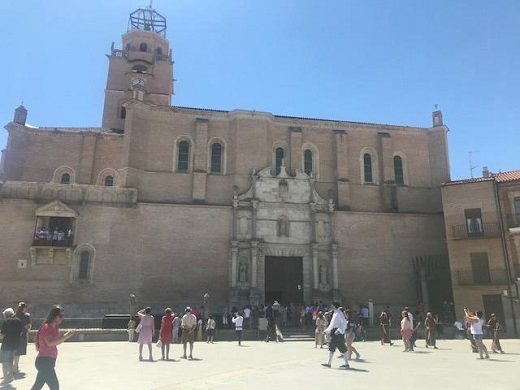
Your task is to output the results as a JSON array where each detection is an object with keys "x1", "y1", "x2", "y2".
[{"x1": 102, "y1": 6, "x2": 174, "y2": 131}]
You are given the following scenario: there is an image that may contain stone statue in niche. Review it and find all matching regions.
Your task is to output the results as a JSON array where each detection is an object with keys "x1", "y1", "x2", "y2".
[
  {"x1": 278, "y1": 218, "x2": 289, "y2": 237},
  {"x1": 278, "y1": 180, "x2": 289, "y2": 201},
  {"x1": 238, "y1": 262, "x2": 248, "y2": 282},
  {"x1": 319, "y1": 264, "x2": 329, "y2": 289}
]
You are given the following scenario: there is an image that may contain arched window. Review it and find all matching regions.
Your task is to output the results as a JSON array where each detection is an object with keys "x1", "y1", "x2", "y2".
[
  {"x1": 363, "y1": 154, "x2": 373, "y2": 183},
  {"x1": 139, "y1": 43, "x2": 147, "y2": 52},
  {"x1": 120, "y1": 107, "x2": 126, "y2": 119},
  {"x1": 304, "y1": 149, "x2": 313, "y2": 176},
  {"x1": 125, "y1": 43, "x2": 130, "y2": 53},
  {"x1": 275, "y1": 147, "x2": 284, "y2": 175},
  {"x1": 104, "y1": 176, "x2": 114, "y2": 187},
  {"x1": 156, "y1": 47, "x2": 163, "y2": 55},
  {"x1": 210, "y1": 143, "x2": 222, "y2": 173},
  {"x1": 60, "y1": 173, "x2": 70, "y2": 185},
  {"x1": 394, "y1": 156, "x2": 404, "y2": 185},
  {"x1": 177, "y1": 141, "x2": 190, "y2": 172},
  {"x1": 53, "y1": 166, "x2": 75, "y2": 184},
  {"x1": 78, "y1": 251, "x2": 90, "y2": 280}
]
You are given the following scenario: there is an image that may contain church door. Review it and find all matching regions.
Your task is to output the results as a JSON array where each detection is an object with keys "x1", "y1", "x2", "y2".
[{"x1": 264, "y1": 256, "x2": 303, "y2": 305}]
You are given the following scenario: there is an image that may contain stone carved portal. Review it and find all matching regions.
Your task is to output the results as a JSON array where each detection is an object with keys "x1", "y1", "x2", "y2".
[{"x1": 230, "y1": 166, "x2": 337, "y2": 307}]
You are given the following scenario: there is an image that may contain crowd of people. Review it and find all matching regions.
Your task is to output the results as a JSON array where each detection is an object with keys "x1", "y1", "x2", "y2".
[
  {"x1": 375, "y1": 304, "x2": 506, "y2": 358},
  {"x1": 0, "y1": 300, "x2": 508, "y2": 386},
  {"x1": 32, "y1": 227, "x2": 73, "y2": 247}
]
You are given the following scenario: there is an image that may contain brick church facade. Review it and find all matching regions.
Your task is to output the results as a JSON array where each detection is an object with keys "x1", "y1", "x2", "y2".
[{"x1": 0, "y1": 8, "x2": 451, "y2": 318}]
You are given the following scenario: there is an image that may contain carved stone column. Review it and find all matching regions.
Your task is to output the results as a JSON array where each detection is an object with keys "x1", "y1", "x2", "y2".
[
  {"x1": 232, "y1": 197, "x2": 239, "y2": 240},
  {"x1": 251, "y1": 241, "x2": 259, "y2": 288},
  {"x1": 312, "y1": 243, "x2": 319, "y2": 289},
  {"x1": 331, "y1": 243, "x2": 339, "y2": 290},
  {"x1": 328, "y1": 199, "x2": 336, "y2": 243},
  {"x1": 251, "y1": 200, "x2": 258, "y2": 239},
  {"x1": 309, "y1": 202, "x2": 317, "y2": 242},
  {"x1": 231, "y1": 240, "x2": 239, "y2": 288}
]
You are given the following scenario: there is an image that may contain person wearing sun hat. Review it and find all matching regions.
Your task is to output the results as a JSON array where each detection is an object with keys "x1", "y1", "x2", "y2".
[{"x1": 181, "y1": 307, "x2": 197, "y2": 359}]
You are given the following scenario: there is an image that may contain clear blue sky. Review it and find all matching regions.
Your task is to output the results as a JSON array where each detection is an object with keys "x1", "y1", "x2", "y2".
[{"x1": 2, "y1": 1, "x2": 519, "y2": 180}]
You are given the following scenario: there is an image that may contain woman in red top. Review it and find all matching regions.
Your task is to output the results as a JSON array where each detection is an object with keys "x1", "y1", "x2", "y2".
[
  {"x1": 31, "y1": 306, "x2": 74, "y2": 390},
  {"x1": 159, "y1": 308, "x2": 174, "y2": 360}
]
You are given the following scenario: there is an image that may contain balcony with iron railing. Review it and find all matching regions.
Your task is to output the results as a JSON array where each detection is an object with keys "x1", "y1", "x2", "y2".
[
  {"x1": 454, "y1": 268, "x2": 510, "y2": 286},
  {"x1": 449, "y1": 222, "x2": 501, "y2": 239}
]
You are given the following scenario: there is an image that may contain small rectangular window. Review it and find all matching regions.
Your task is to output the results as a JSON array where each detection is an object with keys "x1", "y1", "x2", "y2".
[{"x1": 470, "y1": 252, "x2": 490, "y2": 283}]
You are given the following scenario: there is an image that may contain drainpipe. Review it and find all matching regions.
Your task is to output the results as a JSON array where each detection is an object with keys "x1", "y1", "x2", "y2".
[{"x1": 493, "y1": 180, "x2": 518, "y2": 336}]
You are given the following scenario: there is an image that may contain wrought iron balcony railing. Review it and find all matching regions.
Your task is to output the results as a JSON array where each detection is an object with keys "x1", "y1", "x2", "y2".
[
  {"x1": 449, "y1": 222, "x2": 501, "y2": 239},
  {"x1": 454, "y1": 269, "x2": 511, "y2": 286}
]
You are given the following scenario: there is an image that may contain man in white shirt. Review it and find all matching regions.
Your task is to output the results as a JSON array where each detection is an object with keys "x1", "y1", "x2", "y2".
[
  {"x1": 181, "y1": 307, "x2": 197, "y2": 359},
  {"x1": 232, "y1": 311, "x2": 244, "y2": 346},
  {"x1": 322, "y1": 301, "x2": 350, "y2": 369}
]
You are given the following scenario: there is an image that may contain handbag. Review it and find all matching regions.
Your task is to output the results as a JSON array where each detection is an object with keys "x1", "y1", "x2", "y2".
[
  {"x1": 156, "y1": 339, "x2": 162, "y2": 348},
  {"x1": 135, "y1": 323, "x2": 142, "y2": 333}
]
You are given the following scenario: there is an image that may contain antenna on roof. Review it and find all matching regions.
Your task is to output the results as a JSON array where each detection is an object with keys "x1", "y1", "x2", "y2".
[
  {"x1": 468, "y1": 151, "x2": 479, "y2": 179},
  {"x1": 149, "y1": 0, "x2": 153, "y2": 9}
]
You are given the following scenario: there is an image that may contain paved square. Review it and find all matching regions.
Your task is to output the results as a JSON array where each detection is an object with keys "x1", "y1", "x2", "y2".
[{"x1": 5, "y1": 339, "x2": 519, "y2": 389}]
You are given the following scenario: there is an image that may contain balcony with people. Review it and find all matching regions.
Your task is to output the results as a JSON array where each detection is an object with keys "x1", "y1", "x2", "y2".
[{"x1": 32, "y1": 226, "x2": 74, "y2": 248}]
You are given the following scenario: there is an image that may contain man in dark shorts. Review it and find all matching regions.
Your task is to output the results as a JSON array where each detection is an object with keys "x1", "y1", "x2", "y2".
[
  {"x1": 321, "y1": 301, "x2": 350, "y2": 369},
  {"x1": 1, "y1": 308, "x2": 23, "y2": 385}
]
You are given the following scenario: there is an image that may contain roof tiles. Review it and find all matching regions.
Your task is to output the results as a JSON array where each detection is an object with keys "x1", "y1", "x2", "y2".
[{"x1": 444, "y1": 169, "x2": 520, "y2": 186}]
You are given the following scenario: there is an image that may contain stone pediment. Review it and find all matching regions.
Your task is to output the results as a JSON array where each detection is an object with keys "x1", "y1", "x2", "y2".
[
  {"x1": 238, "y1": 165, "x2": 329, "y2": 205},
  {"x1": 35, "y1": 200, "x2": 78, "y2": 218}
]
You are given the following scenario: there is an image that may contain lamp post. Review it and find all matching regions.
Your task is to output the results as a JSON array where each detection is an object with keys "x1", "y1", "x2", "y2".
[
  {"x1": 203, "y1": 293, "x2": 210, "y2": 321},
  {"x1": 129, "y1": 293, "x2": 137, "y2": 317}
]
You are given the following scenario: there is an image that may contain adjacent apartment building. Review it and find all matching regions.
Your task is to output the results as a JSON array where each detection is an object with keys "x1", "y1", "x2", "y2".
[{"x1": 442, "y1": 168, "x2": 520, "y2": 335}]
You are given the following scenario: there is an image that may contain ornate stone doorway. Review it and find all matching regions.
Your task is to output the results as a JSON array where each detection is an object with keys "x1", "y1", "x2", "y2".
[{"x1": 264, "y1": 256, "x2": 303, "y2": 305}]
